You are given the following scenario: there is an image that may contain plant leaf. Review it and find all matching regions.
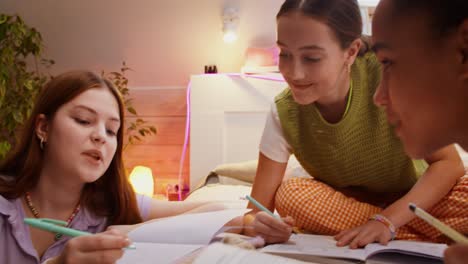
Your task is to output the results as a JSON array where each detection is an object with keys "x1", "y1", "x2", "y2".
[{"x1": 127, "y1": 107, "x2": 137, "y2": 115}]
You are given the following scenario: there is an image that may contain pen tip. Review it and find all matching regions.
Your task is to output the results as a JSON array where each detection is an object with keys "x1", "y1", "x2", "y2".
[{"x1": 409, "y1": 203, "x2": 416, "y2": 212}]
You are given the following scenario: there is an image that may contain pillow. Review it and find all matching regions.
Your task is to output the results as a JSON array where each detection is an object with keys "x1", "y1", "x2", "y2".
[
  {"x1": 217, "y1": 175, "x2": 253, "y2": 186},
  {"x1": 212, "y1": 156, "x2": 312, "y2": 184},
  {"x1": 212, "y1": 160, "x2": 258, "y2": 183},
  {"x1": 185, "y1": 184, "x2": 251, "y2": 204}
]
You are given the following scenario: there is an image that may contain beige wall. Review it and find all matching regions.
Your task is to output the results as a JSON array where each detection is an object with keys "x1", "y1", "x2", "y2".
[
  {"x1": 0, "y1": 0, "x2": 283, "y2": 86},
  {"x1": 0, "y1": 0, "x2": 285, "y2": 195}
]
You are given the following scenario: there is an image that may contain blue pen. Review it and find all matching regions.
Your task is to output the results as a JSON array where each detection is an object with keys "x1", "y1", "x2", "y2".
[{"x1": 24, "y1": 218, "x2": 136, "y2": 249}]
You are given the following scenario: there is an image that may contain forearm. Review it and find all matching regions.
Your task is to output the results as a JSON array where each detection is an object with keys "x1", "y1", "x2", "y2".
[
  {"x1": 108, "y1": 201, "x2": 214, "y2": 234},
  {"x1": 147, "y1": 200, "x2": 222, "y2": 219},
  {"x1": 248, "y1": 153, "x2": 287, "y2": 212},
  {"x1": 382, "y1": 154, "x2": 463, "y2": 228},
  {"x1": 249, "y1": 180, "x2": 281, "y2": 212}
]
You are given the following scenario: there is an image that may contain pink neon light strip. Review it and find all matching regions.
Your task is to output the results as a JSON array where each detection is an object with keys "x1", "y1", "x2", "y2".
[
  {"x1": 177, "y1": 73, "x2": 286, "y2": 200},
  {"x1": 178, "y1": 80, "x2": 191, "y2": 201}
]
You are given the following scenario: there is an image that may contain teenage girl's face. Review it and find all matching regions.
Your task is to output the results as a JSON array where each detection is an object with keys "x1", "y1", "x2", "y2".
[
  {"x1": 277, "y1": 12, "x2": 350, "y2": 105},
  {"x1": 372, "y1": 0, "x2": 468, "y2": 158},
  {"x1": 41, "y1": 88, "x2": 120, "y2": 185}
]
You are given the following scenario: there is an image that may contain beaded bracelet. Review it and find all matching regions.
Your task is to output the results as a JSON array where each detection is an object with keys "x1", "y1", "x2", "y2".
[{"x1": 369, "y1": 214, "x2": 396, "y2": 240}]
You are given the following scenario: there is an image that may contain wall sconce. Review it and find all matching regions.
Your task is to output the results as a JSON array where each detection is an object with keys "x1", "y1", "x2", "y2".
[
  {"x1": 222, "y1": 7, "x2": 239, "y2": 43},
  {"x1": 129, "y1": 166, "x2": 154, "y2": 197}
]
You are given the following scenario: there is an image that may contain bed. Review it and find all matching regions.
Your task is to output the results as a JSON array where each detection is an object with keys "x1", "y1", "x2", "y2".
[
  {"x1": 186, "y1": 72, "x2": 317, "y2": 206},
  {"x1": 185, "y1": 72, "x2": 468, "y2": 207},
  {"x1": 187, "y1": 73, "x2": 288, "y2": 206}
]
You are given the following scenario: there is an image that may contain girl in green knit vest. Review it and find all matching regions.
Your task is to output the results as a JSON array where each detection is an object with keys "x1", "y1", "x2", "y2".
[
  {"x1": 372, "y1": 0, "x2": 468, "y2": 262},
  {"x1": 243, "y1": 0, "x2": 467, "y2": 249}
]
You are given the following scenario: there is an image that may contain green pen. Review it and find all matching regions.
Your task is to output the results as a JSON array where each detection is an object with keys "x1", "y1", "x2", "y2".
[
  {"x1": 245, "y1": 195, "x2": 302, "y2": 234},
  {"x1": 24, "y1": 218, "x2": 136, "y2": 249},
  {"x1": 245, "y1": 195, "x2": 279, "y2": 219}
]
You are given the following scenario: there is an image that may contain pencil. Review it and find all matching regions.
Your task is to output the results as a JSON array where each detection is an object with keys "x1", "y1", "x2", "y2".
[{"x1": 409, "y1": 203, "x2": 468, "y2": 244}]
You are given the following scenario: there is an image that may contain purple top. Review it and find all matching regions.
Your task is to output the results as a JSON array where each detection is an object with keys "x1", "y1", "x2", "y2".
[{"x1": 0, "y1": 193, "x2": 152, "y2": 264}]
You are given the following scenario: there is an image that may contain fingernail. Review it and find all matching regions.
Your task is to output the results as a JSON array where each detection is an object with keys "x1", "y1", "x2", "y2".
[{"x1": 125, "y1": 239, "x2": 136, "y2": 250}]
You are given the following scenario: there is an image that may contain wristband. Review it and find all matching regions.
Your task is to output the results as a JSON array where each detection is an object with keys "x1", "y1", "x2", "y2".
[{"x1": 369, "y1": 214, "x2": 396, "y2": 240}]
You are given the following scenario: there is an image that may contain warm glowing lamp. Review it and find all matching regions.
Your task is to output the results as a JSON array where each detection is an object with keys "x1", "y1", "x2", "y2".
[
  {"x1": 222, "y1": 7, "x2": 239, "y2": 43},
  {"x1": 129, "y1": 166, "x2": 154, "y2": 197},
  {"x1": 223, "y1": 28, "x2": 238, "y2": 43}
]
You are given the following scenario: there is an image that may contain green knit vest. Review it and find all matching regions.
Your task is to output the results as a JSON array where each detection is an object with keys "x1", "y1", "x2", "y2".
[{"x1": 276, "y1": 52, "x2": 427, "y2": 193}]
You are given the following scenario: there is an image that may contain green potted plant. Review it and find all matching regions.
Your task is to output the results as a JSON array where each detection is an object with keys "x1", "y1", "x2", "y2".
[
  {"x1": 102, "y1": 62, "x2": 157, "y2": 150},
  {"x1": 0, "y1": 14, "x2": 53, "y2": 159},
  {"x1": 0, "y1": 14, "x2": 155, "y2": 159}
]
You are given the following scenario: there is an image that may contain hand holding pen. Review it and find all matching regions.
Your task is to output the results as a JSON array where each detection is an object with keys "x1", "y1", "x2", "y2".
[
  {"x1": 244, "y1": 195, "x2": 296, "y2": 244},
  {"x1": 408, "y1": 203, "x2": 468, "y2": 264},
  {"x1": 50, "y1": 229, "x2": 132, "y2": 264},
  {"x1": 25, "y1": 218, "x2": 133, "y2": 264},
  {"x1": 409, "y1": 203, "x2": 468, "y2": 244}
]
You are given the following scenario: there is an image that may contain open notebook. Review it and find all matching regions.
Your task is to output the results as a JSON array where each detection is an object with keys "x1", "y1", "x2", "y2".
[
  {"x1": 261, "y1": 234, "x2": 446, "y2": 263},
  {"x1": 193, "y1": 243, "x2": 310, "y2": 264},
  {"x1": 191, "y1": 233, "x2": 445, "y2": 264},
  {"x1": 117, "y1": 209, "x2": 246, "y2": 264},
  {"x1": 117, "y1": 210, "x2": 446, "y2": 264}
]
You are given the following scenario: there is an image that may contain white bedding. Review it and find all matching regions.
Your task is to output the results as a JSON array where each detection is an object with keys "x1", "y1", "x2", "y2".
[
  {"x1": 185, "y1": 183, "x2": 250, "y2": 209},
  {"x1": 456, "y1": 144, "x2": 468, "y2": 166},
  {"x1": 185, "y1": 155, "x2": 312, "y2": 211}
]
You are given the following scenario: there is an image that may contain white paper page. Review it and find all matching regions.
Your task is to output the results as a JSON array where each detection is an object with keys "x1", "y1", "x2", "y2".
[
  {"x1": 193, "y1": 243, "x2": 312, "y2": 264},
  {"x1": 365, "y1": 240, "x2": 447, "y2": 259},
  {"x1": 262, "y1": 234, "x2": 367, "y2": 261},
  {"x1": 117, "y1": 242, "x2": 200, "y2": 264},
  {"x1": 129, "y1": 209, "x2": 247, "y2": 244}
]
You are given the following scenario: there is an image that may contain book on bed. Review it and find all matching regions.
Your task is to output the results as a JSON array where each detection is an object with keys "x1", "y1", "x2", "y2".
[
  {"x1": 117, "y1": 209, "x2": 247, "y2": 264},
  {"x1": 192, "y1": 242, "x2": 311, "y2": 264},
  {"x1": 189, "y1": 233, "x2": 445, "y2": 264},
  {"x1": 117, "y1": 210, "x2": 446, "y2": 264},
  {"x1": 261, "y1": 234, "x2": 446, "y2": 263}
]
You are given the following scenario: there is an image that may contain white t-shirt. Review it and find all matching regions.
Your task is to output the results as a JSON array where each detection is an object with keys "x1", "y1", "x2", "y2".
[{"x1": 259, "y1": 102, "x2": 292, "y2": 163}]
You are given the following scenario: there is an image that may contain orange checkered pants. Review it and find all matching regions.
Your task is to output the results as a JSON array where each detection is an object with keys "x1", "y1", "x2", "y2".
[{"x1": 275, "y1": 176, "x2": 468, "y2": 243}]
